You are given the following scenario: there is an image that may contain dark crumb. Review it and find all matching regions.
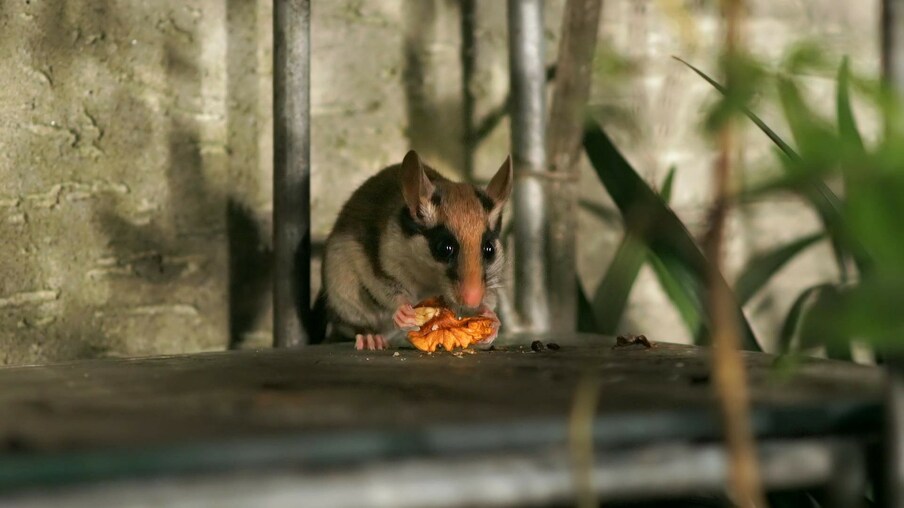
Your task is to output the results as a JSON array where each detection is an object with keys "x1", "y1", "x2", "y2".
[
  {"x1": 689, "y1": 373, "x2": 710, "y2": 385},
  {"x1": 259, "y1": 380, "x2": 292, "y2": 391},
  {"x1": 5, "y1": 434, "x2": 32, "y2": 453},
  {"x1": 530, "y1": 340, "x2": 545, "y2": 352},
  {"x1": 613, "y1": 334, "x2": 653, "y2": 349},
  {"x1": 547, "y1": 342, "x2": 560, "y2": 350}
]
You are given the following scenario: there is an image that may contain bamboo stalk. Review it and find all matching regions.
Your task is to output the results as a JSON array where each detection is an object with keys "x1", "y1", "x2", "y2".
[
  {"x1": 546, "y1": 0, "x2": 602, "y2": 333},
  {"x1": 707, "y1": 0, "x2": 767, "y2": 506}
]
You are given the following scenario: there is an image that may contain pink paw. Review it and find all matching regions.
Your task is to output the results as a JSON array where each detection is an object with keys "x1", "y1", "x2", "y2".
[
  {"x1": 476, "y1": 305, "x2": 500, "y2": 345},
  {"x1": 393, "y1": 303, "x2": 420, "y2": 331},
  {"x1": 355, "y1": 333, "x2": 389, "y2": 351}
]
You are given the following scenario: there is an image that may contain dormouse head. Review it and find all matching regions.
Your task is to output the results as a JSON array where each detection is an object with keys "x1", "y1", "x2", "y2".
[{"x1": 400, "y1": 150, "x2": 513, "y2": 310}]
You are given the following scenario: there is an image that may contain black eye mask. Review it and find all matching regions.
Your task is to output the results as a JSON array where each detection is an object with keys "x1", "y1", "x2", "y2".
[{"x1": 424, "y1": 225, "x2": 459, "y2": 265}]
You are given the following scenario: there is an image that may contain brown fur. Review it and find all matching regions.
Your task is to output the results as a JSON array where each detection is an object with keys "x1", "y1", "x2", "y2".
[
  {"x1": 438, "y1": 184, "x2": 486, "y2": 291},
  {"x1": 320, "y1": 151, "x2": 512, "y2": 342}
]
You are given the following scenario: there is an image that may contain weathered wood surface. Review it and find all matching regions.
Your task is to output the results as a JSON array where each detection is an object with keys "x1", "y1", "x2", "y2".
[{"x1": 0, "y1": 335, "x2": 881, "y2": 452}]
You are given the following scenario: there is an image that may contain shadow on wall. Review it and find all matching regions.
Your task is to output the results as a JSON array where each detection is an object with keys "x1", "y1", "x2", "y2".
[
  {"x1": 0, "y1": 0, "x2": 528, "y2": 362},
  {"x1": 402, "y1": 0, "x2": 471, "y2": 179},
  {"x1": 225, "y1": 0, "x2": 273, "y2": 349},
  {"x1": 3, "y1": 1, "x2": 135, "y2": 361},
  {"x1": 7, "y1": 0, "x2": 270, "y2": 359}
]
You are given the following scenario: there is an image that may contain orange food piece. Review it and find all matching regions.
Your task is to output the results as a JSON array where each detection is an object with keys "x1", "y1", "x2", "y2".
[{"x1": 406, "y1": 297, "x2": 496, "y2": 352}]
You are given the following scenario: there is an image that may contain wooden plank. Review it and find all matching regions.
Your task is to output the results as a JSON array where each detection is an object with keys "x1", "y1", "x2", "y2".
[{"x1": 0, "y1": 336, "x2": 881, "y2": 456}]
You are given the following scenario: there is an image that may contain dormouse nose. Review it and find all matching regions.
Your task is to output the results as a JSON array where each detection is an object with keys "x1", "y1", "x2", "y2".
[{"x1": 460, "y1": 283, "x2": 484, "y2": 309}]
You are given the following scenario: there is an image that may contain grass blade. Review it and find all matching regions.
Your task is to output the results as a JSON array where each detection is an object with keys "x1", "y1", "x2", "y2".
[
  {"x1": 659, "y1": 165, "x2": 677, "y2": 202},
  {"x1": 648, "y1": 251, "x2": 703, "y2": 341},
  {"x1": 778, "y1": 283, "x2": 833, "y2": 354},
  {"x1": 796, "y1": 284, "x2": 852, "y2": 360},
  {"x1": 591, "y1": 169, "x2": 679, "y2": 334},
  {"x1": 676, "y1": 56, "x2": 868, "y2": 279},
  {"x1": 735, "y1": 232, "x2": 824, "y2": 306},
  {"x1": 673, "y1": 56, "x2": 799, "y2": 160},
  {"x1": 778, "y1": 76, "x2": 872, "y2": 278},
  {"x1": 591, "y1": 234, "x2": 646, "y2": 334},
  {"x1": 576, "y1": 278, "x2": 599, "y2": 332},
  {"x1": 583, "y1": 121, "x2": 761, "y2": 351},
  {"x1": 836, "y1": 56, "x2": 864, "y2": 153}
]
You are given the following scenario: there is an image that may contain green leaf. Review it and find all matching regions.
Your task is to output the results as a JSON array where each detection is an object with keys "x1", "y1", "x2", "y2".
[
  {"x1": 659, "y1": 165, "x2": 676, "y2": 202},
  {"x1": 735, "y1": 232, "x2": 824, "y2": 306},
  {"x1": 578, "y1": 199, "x2": 622, "y2": 225},
  {"x1": 780, "y1": 42, "x2": 832, "y2": 76},
  {"x1": 674, "y1": 57, "x2": 799, "y2": 160},
  {"x1": 576, "y1": 278, "x2": 599, "y2": 333},
  {"x1": 820, "y1": 277, "x2": 904, "y2": 351},
  {"x1": 582, "y1": 120, "x2": 761, "y2": 351},
  {"x1": 776, "y1": 77, "x2": 841, "y2": 164},
  {"x1": 648, "y1": 251, "x2": 703, "y2": 341},
  {"x1": 676, "y1": 56, "x2": 870, "y2": 279},
  {"x1": 836, "y1": 56, "x2": 865, "y2": 154},
  {"x1": 778, "y1": 283, "x2": 835, "y2": 354},
  {"x1": 703, "y1": 53, "x2": 768, "y2": 134},
  {"x1": 795, "y1": 284, "x2": 852, "y2": 360},
  {"x1": 776, "y1": 75, "x2": 871, "y2": 278},
  {"x1": 591, "y1": 233, "x2": 646, "y2": 334},
  {"x1": 590, "y1": 169, "x2": 679, "y2": 335}
]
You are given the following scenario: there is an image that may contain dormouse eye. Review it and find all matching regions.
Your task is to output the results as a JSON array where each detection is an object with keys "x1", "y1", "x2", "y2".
[
  {"x1": 424, "y1": 227, "x2": 460, "y2": 264},
  {"x1": 482, "y1": 240, "x2": 495, "y2": 260},
  {"x1": 433, "y1": 238, "x2": 457, "y2": 261}
]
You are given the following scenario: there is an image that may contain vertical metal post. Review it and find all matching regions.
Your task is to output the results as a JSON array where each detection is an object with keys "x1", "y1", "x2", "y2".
[
  {"x1": 882, "y1": 356, "x2": 904, "y2": 507},
  {"x1": 273, "y1": 0, "x2": 311, "y2": 348},
  {"x1": 460, "y1": 0, "x2": 478, "y2": 182},
  {"x1": 881, "y1": 3, "x2": 904, "y2": 505},
  {"x1": 884, "y1": 0, "x2": 904, "y2": 94},
  {"x1": 508, "y1": 0, "x2": 550, "y2": 333}
]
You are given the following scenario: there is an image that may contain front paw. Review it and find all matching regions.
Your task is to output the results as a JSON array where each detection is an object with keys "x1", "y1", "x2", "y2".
[
  {"x1": 393, "y1": 303, "x2": 420, "y2": 331},
  {"x1": 476, "y1": 306, "x2": 500, "y2": 345},
  {"x1": 355, "y1": 333, "x2": 389, "y2": 351}
]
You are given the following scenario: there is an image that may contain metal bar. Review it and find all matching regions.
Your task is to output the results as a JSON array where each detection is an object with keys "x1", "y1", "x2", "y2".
[
  {"x1": 507, "y1": 0, "x2": 550, "y2": 333},
  {"x1": 273, "y1": 0, "x2": 311, "y2": 348},
  {"x1": 545, "y1": 0, "x2": 602, "y2": 333},
  {"x1": 825, "y1": 442, "x2": 867, "y2": 508},
  {"x1": 883, "y1": 358, "x2": 904, "y2": 507},
  {"x1": 881, "y1": 3, "x2": 904, "y2": 504},
  {"x1": 459, "y1": 0, "x2": 477, "y2": 183},
  {"x1": 3, "y1": 439, "x2": 847, "y2": 507},
  {"x1": 884, "y1": 0, "x2": 904, "y2": 94}
]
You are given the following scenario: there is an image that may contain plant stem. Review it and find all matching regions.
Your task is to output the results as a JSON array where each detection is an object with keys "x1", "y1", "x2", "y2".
[
  {"x1": 707, "y1": 0, "x2": 767, "y2": 506},
  {"x1": 546, "y1": 0, "x2": 602, "y2": 333}
]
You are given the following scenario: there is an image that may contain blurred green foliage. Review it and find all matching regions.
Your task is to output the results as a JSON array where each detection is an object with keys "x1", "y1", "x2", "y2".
[
  {"x1": 579, "y1": 45, "x2": 904, "y2": 358},
  {"x1": 581, "y1": 122, "x2": 760, "y2": 351},
  {"x1": 686, "y1": 51, "x2": 904, "y2": 356}
]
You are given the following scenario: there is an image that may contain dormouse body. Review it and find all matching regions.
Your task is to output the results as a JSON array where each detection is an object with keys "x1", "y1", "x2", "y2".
[{"x1": 319, "y1": 150, "x2": 513, "y2": 350}]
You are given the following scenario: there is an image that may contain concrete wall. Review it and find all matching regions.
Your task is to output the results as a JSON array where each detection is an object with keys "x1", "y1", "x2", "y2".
[
  {"x1": 0, "y1": 1, "x2": 274, "y2": 364},
  {"x1": 0, "y1": 0, "x2": 879, "y2": 366}
]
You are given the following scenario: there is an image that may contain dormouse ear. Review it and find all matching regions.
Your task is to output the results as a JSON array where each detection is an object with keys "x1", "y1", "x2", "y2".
[
  {"x1": 401, "y1": 150, "x2": 436, "y2": 224},
  {"x1": 485, "y1": 155, "x2": 513, "y2": 227}
]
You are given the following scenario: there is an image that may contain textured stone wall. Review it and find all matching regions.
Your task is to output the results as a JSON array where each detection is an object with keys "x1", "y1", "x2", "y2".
[
  {"x1": 0, "y1": 1, "x2": 274, "y2": 364},
  {"x1": 0, "y1": 0, "x2": 879, "y2": 366}
]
